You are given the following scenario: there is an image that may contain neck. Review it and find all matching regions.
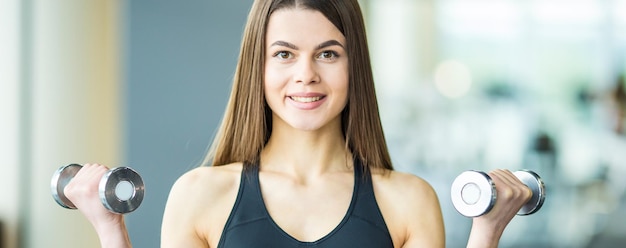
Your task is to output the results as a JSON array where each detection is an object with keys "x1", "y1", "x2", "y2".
[{"x1": 260, "y1": 119, "x2": 352, "y2": 177}]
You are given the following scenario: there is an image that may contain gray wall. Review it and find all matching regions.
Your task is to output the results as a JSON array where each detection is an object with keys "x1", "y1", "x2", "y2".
[{"x1": 123, "y1": 1, "x2": 250, "y2": 247}]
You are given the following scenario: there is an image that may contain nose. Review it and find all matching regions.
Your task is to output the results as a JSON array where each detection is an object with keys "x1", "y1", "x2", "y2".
[{"x1": 294, "y1": 59, "x2": 320, "y2": 84}]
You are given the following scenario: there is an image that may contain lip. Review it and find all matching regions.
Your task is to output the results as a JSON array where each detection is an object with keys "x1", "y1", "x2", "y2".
[{"x1": 286, "y1": 92, "x2": 326, "y2": 110}]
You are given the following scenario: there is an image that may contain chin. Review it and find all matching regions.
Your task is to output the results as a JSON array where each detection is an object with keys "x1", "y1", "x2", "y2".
[
  {"x1": 288, "y1": 117, "x2": 334, "y2": 131},
  {"x1": 279, "y1": 115, "x2": 341, "y2": 132},
  {"x1": 290, "y1": 122, "x2": 323, "y2": 131}
]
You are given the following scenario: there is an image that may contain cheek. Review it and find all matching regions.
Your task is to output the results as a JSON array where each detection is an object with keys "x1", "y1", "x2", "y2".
[
  {"x1": 329, "y1": 68, "x2": 349, "y2": 102},
  {"x1": 264, "y1": 63, "x2": 285, "y2": 87},
  {"x1": 263, "y1": 68, "x2": 283, "y2": 103}
]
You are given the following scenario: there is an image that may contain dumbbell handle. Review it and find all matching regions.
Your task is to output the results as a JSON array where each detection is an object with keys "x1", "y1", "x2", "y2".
[
  {"x1": 51, "y1": 164, "x2": 145, "y2": 214},
  {"x1": 451, "y1": 170, "x2": 545, "y2": 217}
]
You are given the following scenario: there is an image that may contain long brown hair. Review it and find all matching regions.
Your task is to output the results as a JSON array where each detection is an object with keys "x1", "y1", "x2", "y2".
[{"x1": 203, "y1": 0, "x2": 393, "y2": 171}]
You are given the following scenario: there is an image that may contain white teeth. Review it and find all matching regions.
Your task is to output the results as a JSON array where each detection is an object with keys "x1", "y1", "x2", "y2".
[{"x1": 290, "y1": 96, "x2": 322, "y2": 103}]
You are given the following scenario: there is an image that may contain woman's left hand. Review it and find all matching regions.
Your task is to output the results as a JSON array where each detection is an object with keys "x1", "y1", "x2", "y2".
[{"x1": 466, "y1": 169, "x2": 532, "y2": 248}]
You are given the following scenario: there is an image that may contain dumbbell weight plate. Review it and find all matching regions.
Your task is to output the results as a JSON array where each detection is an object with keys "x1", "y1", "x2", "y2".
[
  {"x1": 514, "y1": 170, "x2": 545, "y2": 215},
  {"x1": 99, "y1": 167, "x2": 145, "y2": 214},
  {"x1": 450, "y1": 170, "x2": 496, "y2": 217},
  {"x1": 51, "y1": 164, "x2": 83, "y2": 209}
]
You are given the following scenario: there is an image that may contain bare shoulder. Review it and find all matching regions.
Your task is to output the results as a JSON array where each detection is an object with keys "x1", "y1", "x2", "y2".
[
  {"x1": 162, "y1": 163, "x2": 243, "y2": 248},
  {"x1": 167, "y1": 163, "x2": 243, "y2": 210},
  {"x1": 371, "y1": 169, "x2": 438, "y2": 204},
  {"x1": 173, "y1": 163, "x2": 243, "y2": 196},
  {"x1": 372, "y1": 169, "x2": 445, "y2": 248}
]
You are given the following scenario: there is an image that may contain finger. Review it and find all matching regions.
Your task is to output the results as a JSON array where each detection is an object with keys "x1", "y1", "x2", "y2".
[
  {"x1": 76, "y1": 164, "x2": 109, "y2": 181},
  {"x1": 496, "y1": 169, "x2": 526, "y2": 187},
  {"x1": 489, "y1": 169, "x2": 532, "y2": 204},
  {"x1": 64, "y1": 164, "x2": 109, "y2": 201},
  {"x1": 489, "y1": 169, "x2": 516, "y2": 187}
]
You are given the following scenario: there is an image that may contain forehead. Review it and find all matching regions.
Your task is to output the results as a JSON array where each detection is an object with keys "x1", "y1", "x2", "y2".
[{"x1": 266, "y1": 8, "x2": 345, "y2": 46}]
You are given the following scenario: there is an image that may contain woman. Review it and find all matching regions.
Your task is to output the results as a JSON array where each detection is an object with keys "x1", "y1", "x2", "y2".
[{"x1": 66, "y1": 0, "x2": 532, "y2": 247}]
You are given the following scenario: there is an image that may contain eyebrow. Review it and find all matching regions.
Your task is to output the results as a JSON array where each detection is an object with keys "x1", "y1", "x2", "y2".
[
  {"x1": 269, "y1": 40, "x2": 345, "y2": 50},
  {"x1": 317, "y1": 40, "x2": 344, "y2": 50}
]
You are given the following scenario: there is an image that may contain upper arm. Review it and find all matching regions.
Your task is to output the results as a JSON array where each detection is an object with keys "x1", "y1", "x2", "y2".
[
  {"x1": 161, "y1": 164, "x2": 241, "y2": 248},
  {"x1": 401, "y1": 178, "x2": 445, "y2": 248},
  {"x1": 161, "y1": 168, "x2": 210, "y2": 248},
  {"x1": 375, "y1": 172, "x2": 445, "y2": 248}
]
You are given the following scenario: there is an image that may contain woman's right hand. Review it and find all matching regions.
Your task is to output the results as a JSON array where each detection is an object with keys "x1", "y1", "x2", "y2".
[{"x1": 64, "y1": 163, "x2": 132, "y2": 248}]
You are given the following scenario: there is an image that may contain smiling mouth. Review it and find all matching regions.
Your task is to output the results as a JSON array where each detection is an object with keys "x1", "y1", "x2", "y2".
[{"x1": 289, "y1": 96, "x2": 323, "y2": 103}]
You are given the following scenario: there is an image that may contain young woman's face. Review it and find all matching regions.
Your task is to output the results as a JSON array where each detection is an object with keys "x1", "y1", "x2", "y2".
[{"x1": 264, "y1": 8, "x2": 348, "y2": 132}]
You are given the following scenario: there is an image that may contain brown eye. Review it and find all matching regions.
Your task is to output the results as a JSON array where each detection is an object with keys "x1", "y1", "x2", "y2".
[
  {"x1": 317, "y1": 50, "x2": 339, "y2": 60},
  {"x1": 273, "y1": 51, "x2": 292, "y2": 59}
]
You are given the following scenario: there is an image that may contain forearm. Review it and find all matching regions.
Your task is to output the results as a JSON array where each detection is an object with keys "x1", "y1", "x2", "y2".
[
  {"x1": 93, "y1": 216, "x2": 133, "y2": 248},
  {"x1": 466, "y1": 219, "x2": 504, "y2": 248}
]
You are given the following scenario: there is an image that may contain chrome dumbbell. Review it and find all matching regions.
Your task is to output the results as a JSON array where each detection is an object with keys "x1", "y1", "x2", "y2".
[
  {"x1": 450, "y1": 170, "x2": 545, "y2": 217},
  {"x1": 51, "y1": 164, "x2": 145, "y2": 214}
]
